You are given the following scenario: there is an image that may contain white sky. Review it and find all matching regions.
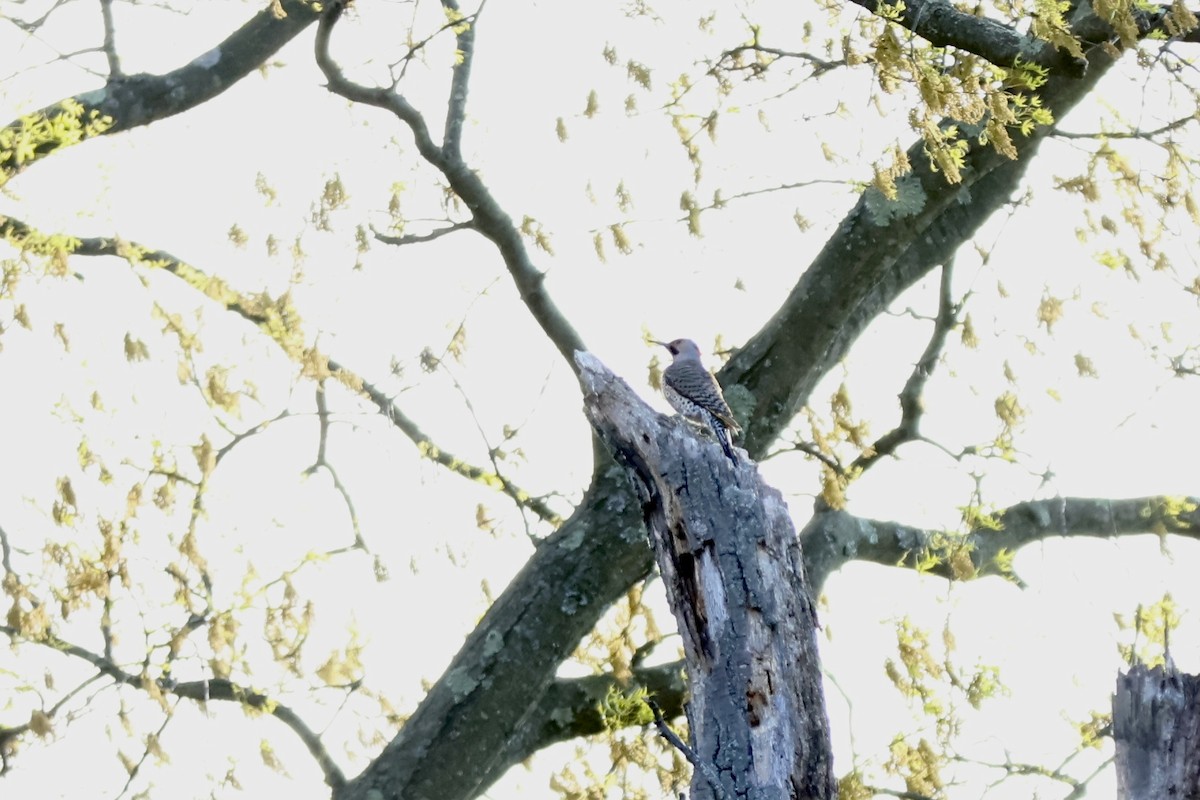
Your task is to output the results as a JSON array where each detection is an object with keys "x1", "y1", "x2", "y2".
[{"x1": 1, "y1": 1, "x2": 1199, "y2": 798}]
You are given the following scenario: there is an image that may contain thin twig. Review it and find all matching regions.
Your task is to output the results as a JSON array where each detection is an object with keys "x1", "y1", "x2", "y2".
[
  {"x1": 1063, "y1": 755, "x2": 1115, "y2": 800},
  {"x1": 441, "y1": 360, "x2": 540, "y2": 542},
  {"x1": 761, "y1": 439, "x2": 846, "y2": 473},
  {"x1": 114, "y1": 703, "x2": 175, "y2": 800},
  {"x1": 304, "y1": 382, "x2": 371, "y2": 553},
  {"x1": 373, "y1": 220, "x2": 474, "y2": 246},
  {"x1": 99, "y1": 0, "x2": 123, "y2": 77},
  {"x1": 4, "y1": 0, "x2": 74, "y2": 33},
  {"x1": 864, "y1": 788, "x2": 935, "y2": 800},
  {"x1": 0, "y1": 625, "x2": 347, "y2": 790},
  {"x1": 715, "y1": 42, "x2": 844, "y2": 76},
  {"x1": 0, "y1": 523, "x2": 13, "y2": 577},
  {"x1": 0, "y1": 673, "x2": 104, "y2": 775},
  {"x1": 851, "y1": 258, "x2": 961, "y2": 474},
  {"x1": 957, "y1": 749, "x2": 1104, "y2": 798},
  {"x1": 1053, "y1": 114, "x2": 1196, "y2": 140},
  {"x1": 312, "y1": 381, "x2": 331, "y2": 468},
  {"x1": 0, "y1": 212, "x2": 561, "y2": 526},
  {"x1": 388, "y1": 11, "x2": 476, "y2": 82},
  {"x1": 339, "y1": 359, "x2": 563, "y2": 526},
  {"x1": 686, "y1": 179, "x2": 856, "y2": 220},
  {"x1": 315, "y1": 0, "x2": 589, "y2": 369},
  {"x1": 215, "y1": 409, "x2": 290, "y2": 464},
  {"x1": 646, "y1": 699, "x2": 726, "y2": 800}
]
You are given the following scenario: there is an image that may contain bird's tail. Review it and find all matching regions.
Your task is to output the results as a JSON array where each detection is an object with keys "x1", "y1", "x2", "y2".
[{"x1": 710, "y1": 415, "x2": 738, "y2": 464}]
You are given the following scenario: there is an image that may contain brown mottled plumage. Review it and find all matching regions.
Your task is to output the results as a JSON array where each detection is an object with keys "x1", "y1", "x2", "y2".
[{"x1": 654, "y1": 338, "x2": 739, "y2": 462}]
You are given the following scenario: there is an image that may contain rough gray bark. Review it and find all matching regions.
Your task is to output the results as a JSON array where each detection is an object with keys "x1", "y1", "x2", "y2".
[
  {"x1": 722, "y1": 41, "x2": 1116, "y2": 454},
  {"x1": 1114, "y1": 664, "x2": 1200, "y2": 799},
  {"x1": 802, "y1": 499, "x2": 1200, "y2": 590},
  {"x1": 328, "y1": 34, "x2": 1124, "y2": 800},
  {"x1": 577, "y1": 351, "x2": 836, "y2": 800},
  {"x1": 328, "y1": 31, "x2": 1125, "y2": 798}
]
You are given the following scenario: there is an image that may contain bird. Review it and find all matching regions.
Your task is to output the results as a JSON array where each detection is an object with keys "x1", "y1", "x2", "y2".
[{"x1": 653, "y1": 338, "x2": 741, "y2": 463}]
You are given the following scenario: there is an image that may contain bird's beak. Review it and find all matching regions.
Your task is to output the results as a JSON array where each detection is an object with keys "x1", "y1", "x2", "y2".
[{"x1": 650, "y1": 340, "x2": 669, "y2": 349}]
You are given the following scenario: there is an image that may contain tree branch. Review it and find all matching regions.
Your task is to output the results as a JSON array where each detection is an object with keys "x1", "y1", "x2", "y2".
[
  {"x1": 441, "y1": 0, "x2": 480, "y2": 162},
  {"x1": 850, "y1": 259, "x2": 960, "y2": 475},
  {"x1": 325, "y1": 30, "x2": 1135, "y2": 800},
  {"x1": 722, "y1": 45, "x2": 1118, "y2": 456},
  {"x1": 115, "y1": 708, "x2": 174, "y2": 798},
  {"x1": 0, "y1": 522, "x2": 13, "y2": 579},
  {"x1": 716, "y1": 42, "x2": 844, "y2": 76},
  {"x1": 462, "y1": 661, "x2": 687, "y2": 790},
  {"x1": 648, "y1": 699, "x2": 726, "y2": 800},
  {"x1": 314, "y1": 4, "x2": 442, "y2": 162},
  {"x1": 4, "y1": 0, "x2": 74, "y2": 34},
  {"x1": 846, "y1": 0, "x2": 1200, "y2": 73},
  {"x1": 0, "y1": 213, "x2": 562, "y2": 528},
  {"x1": 847, "y1": 0, "x2": 1070, "y2": 71},
  {"x1": 0, "y1": 673, "x2": 103, "y2": 775},
  {"x1": 315, "y1": 1, "x2": 588, "y2": 371},
  {"x1": 957, "y1": 751, "x2": 1103, "y2": 796},
  {"x1": 1053, "y1": 114, "x2": 1198, "y2": 140},
  {"x1": 171, "y1": 677, "x2": 346, "y2": 790},
  {"x1": 304, "y1": 382, "x2": 372, "y2": 556},
  {"x1": 373, "y1": 220, "x2": 474, "y2": 246},
  {"x1": 335, "y1": 359, "x2": 562, "y2": 526},
  {"x1": 801, "y1": 496, "x2": 1200, "y2": 591},
  {"x1": 864, "y1": 788, "x2": 936, "y2": 800},
  {"x1": 98, "y1": 0, "x2": 122, "y2": 78},
  {"x1": 0, "y1": 0, "x2": 321, "y2": 183},
  {"x1": 336, "y1": 458, "x2": 651, "y2": 800},
  {"x1": 0, "y1": 625, "x2": 346, "y2": 789}
]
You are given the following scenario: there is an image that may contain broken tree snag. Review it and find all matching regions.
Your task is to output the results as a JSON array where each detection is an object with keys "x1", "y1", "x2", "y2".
[
  {"x1": 1114, "y1": 663, "x2": 1200, "y2": 800},
  {"x1": 575, "y1": 351, "x2": 837, "y2": 800}
]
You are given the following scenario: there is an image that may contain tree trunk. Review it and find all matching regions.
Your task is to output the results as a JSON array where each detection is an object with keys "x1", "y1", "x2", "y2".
[
  {"x1": 1114, "y1": 663, "x2": 1200, "y2": 799},
  {"x1": 578, "y1": 352, "x2": 836, "y2": 800}
]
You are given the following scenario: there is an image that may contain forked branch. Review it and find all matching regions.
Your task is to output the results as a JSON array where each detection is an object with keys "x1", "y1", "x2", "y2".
[
  {"x1": 851, "y1": 259, "x2": 961, "y2": 474},
  {"x1": 314, "y1": 1, "x2": 588, "y2": 371}
]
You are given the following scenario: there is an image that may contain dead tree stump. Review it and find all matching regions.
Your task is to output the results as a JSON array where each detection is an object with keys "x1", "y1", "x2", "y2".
[
  {"x1": 1114, "y1": 662, "x2": 1200, "y2": 799},
  {"x1": 576, "y1": 351, "x2": 836, "y2": 800}
]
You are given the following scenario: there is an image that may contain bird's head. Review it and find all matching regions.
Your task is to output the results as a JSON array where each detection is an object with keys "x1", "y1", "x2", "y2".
[{"x1": 653, "y1": 338, "x2": 702, "y2": 361}]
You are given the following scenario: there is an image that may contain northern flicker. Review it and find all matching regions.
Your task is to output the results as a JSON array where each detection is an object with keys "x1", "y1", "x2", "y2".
[{"x1": 654, "y1": 338, "x2": 741, "y2": 463}]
